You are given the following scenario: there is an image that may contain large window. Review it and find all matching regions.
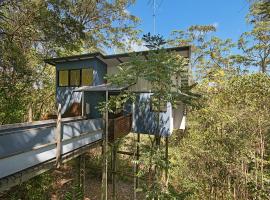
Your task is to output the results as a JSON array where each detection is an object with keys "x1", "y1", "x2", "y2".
[
  {"x1": 58, "y1": 68, "x2": 93, "y2": 87},
  {"x1": 81, "y1": 68, "x2": 93, "y2": 86},
  {"x1": 58, "y1": 70, "x2": 69, "y2": 86},
  {"x1": 70, "y1": 69, "x2": 81, "y2": 86}
]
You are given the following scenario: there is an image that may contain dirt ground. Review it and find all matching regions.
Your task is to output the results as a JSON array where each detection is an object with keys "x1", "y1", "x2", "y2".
[{"x1": 50, "y1": 163, "x2": 144, "y2": 200}]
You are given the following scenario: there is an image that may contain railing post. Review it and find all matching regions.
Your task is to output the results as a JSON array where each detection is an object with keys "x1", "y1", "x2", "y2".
[
  {"x1": 56, "y1": 104, "x2": 62, "y2": 168},
  {"x1": 82, "y1": 91, "x2": 85, "y2": 117}
]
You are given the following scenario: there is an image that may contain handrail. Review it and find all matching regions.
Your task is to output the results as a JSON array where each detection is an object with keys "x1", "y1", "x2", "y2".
[
  {"x1": 0, "y1": 117, "x2": 102, "y2": 136},
  {"x1": 0, "y1": 116, "x2": 87, "y2": 134},
  {"x1": 0, "y1": 129, "x2": 103, "y2": 160}
]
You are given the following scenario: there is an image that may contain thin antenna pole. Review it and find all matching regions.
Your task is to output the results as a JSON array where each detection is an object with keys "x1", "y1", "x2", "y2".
[{"x1": 153, "y1": 0, "x2": 156, "y2": 34}]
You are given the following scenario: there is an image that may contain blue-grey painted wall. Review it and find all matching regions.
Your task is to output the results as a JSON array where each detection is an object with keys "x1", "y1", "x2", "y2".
[
  {"x1": 55, "y1": 58, "x2": 172, "y2": 136},
  {"x1": 85, "y1": 91, "x2": 105, "y2": 119},
  {"x1": 133, "y1": 93, "x2": 172, "y2": 136},
  {"x1": 55, "y1": 58, "x2": 107, "y2": 114}
]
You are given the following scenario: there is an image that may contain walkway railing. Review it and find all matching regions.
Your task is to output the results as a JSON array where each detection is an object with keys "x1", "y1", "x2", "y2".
[{"x1": 0, "y1": 116, "x2": 103, "y2": 191}]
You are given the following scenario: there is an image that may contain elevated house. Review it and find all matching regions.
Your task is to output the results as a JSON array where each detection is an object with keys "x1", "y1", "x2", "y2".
[
  {"x1": 0, "y1": 46, "x2": 190, "y2": 192},
  {"x1": 45, "y1": 46, "x2": 190, "y2": 138}
]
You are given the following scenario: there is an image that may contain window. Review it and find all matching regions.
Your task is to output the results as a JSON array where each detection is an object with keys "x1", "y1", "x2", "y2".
[
  {"x1": 81, "y1": 68, "x2": 93, "y2": 86},
  {"x1": 58, "y1": 70, "x2": 69, "y2": 86},
  {"x1": 70, "y1": 69, "x2": 81, "y2": 86},
  {"x1": 58, "y1": 68, "x2": 94, "y2": 87},
  {"x1": 150, "y1": 96, "x2": 167, "y2": 112}
]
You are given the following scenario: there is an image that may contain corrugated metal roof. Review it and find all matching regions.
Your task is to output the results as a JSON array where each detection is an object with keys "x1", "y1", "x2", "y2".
[{"x1": 44, "y1": 46, "x2": 191, "y2": 66}]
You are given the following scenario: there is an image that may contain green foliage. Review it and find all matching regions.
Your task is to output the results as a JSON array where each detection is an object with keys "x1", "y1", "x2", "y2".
[
  {"x1": 7, "y1": 172, "x2": 52, "y2": 200},
  {"x1": 170, "y1": 73, "x2": 270, "y2": 199},
  {"x1": 170, "y1": 25, "x2": 239, "y2": 80},
  {"x1": 101, "y1": 33, "x2": 198, "y2": 199},
  {"x1": 142, "y1": 32, "x2": 166, "y2": 49},
  {"x1": 233, "y1": 0, "x2": 270, "y2": 73},
  {"x1": 0, "y1": 0, "x2": 139, "y2": 124},
  {"x1": 64, "y1": 184, "x2": 84, "y2": 200}
]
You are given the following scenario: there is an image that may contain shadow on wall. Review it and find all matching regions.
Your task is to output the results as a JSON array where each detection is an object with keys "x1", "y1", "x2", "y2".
[
  {"x1": 43, "y1": 103, "x2": 82, "y2": 120},
  {"x1": 134, "y1": 94, "x2": 170, "y2": 137},
  {"x1": 56, "y1": 87, "x2": 82, "y2": 115}
]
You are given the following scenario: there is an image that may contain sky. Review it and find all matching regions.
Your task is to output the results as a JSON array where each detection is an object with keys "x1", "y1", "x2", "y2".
[{"x1": 126, "y1": 0, "x2": 251, "y2": 49}]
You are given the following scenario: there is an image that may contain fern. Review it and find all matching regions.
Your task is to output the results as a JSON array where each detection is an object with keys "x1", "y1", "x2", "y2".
[{"x1": 64, "y1": 184, "x2": 84, "y2": 200}]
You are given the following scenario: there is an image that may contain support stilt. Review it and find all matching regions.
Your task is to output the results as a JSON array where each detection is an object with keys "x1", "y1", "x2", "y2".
[
  {"x1": 165, "y1": 136, "x2": 169, "y2": 188},
  {"x1": 74, "y1": 155, "x2": 85, "y2": 199},
  {"x1": 133, "y1": 133, "x2": 140, "y2": 200},
  {"x1": 101, "y1": 90, "x2": 109, "y2": 200},
  {"x1": 80, "y1": 154, "x2": 86, "y2": 196},
  {"x1": 112, "y1": 143, "x2": 117, "y2": 200}
]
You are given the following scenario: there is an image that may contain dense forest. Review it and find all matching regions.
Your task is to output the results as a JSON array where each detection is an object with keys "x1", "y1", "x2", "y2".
[{"x1": 0, "y1": 0, "x2": 269, "y2": 199}]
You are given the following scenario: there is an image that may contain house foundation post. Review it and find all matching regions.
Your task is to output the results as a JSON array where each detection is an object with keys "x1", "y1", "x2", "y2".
[
  {"x1": 165, "y1": 136, "x2": 169, "y2": 188},
  {"x1": 112, "y1": 142, "x2": 117, "y2": 200},
  {"x1": 133, "y1": 133, "x2": 140, "y2": 200},
  {"x1": 101, "y1": 90, "x2": 109, "y2": 200}
]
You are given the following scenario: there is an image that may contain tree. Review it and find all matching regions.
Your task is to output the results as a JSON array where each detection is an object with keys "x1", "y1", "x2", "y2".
[
  {"x1": 0, "y1": 0, "x2": 139, "y2": 124},
  {"x1": 234, "y1": 0, "x2": 270, "y2": 73},
  {"x1": 103, "y1": 33, "x2": 197, "y2": 199},
  {"x1": 170, "y1": 73, "x2": 270, "y2": 199},
  {"x1": 170, "y1": 25, "x2": 238, "y2": 80}
]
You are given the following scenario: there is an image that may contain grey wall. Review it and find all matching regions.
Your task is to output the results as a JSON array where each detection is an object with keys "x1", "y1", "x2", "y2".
[
  {"x1": 133, "y1": 93, "x2": 172, "y2": 136},
  {"x1": 84, "y1": 91, "x2": 105, "y2": 119}
]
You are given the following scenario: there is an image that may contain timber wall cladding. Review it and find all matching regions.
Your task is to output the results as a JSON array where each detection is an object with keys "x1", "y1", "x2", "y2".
[{"x1": 108, "y1": 114, "x2": 132, "y2": 141}]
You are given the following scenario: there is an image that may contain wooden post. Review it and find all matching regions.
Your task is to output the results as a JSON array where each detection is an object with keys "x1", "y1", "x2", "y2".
[
  {"x1": 112, "y1": 143, "x2": 117, "y2": 200},
  {"x1": 56, "y1": 104, "x2": 62, "y2": 168},
  {"x1": 165, "y1": 136, "x2": 169, "y2": 188},
  {"x1": 28, "y1": 103, "x2": 33, "y2": 122},
  {"x1": 136, "y1": 133, "x2": 140, "y2": 188},
  {"x1": 82, "y1": 91, "x2": 85, "y2": 117},
  {"x1": 101, "y1": 90, "x2": 109, "y2": 200},
  {"x1": 133, "y1": 133, "x2": 140, "y2": 200},
  {"x1": 73, "y1": 155, "x2": 85, "y2": 199},
  {"x1": 78, "y1": 154, "x2": 86, "y2": 197}
]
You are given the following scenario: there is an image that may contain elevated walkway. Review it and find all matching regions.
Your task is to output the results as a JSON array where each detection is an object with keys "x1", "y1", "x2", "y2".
[{"x1": 0, "y1": 117, "x2": 103, "y2": 191}]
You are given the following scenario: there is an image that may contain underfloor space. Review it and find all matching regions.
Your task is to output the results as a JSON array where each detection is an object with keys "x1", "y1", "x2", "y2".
[{"x1": 0, "y1": 133, "x2": 147, "y2": 200}]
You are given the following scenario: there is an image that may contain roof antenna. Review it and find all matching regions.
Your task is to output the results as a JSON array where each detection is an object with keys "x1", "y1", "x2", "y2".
[{"x1": 153, "y1": 0, "x2": 156, "y2": 34}]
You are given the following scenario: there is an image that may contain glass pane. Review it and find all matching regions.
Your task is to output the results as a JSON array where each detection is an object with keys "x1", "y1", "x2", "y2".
[
  {"x1": 70, "y1": 70, "x2": 81, "y2": 86},
  {"x1": 81, "y1": 68, "x2": 93, "y2": 86},
  {"x1": 58, "y1": 70, "x2": 69, "y2": 86}
]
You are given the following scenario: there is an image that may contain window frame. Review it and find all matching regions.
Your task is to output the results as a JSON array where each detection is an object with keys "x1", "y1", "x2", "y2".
[
  {"x1": 81, "y1": 68, "x2": 94, "y2": 86},
  {"x1": 69, "y1": 69, "x2": 81, "y2": 87},
  {"x1": 57, "y1": 68, "x2": 94, "y2": 87},
  {"x1": 58, "y1": 70, "x2": 69, "y2": 87}
]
